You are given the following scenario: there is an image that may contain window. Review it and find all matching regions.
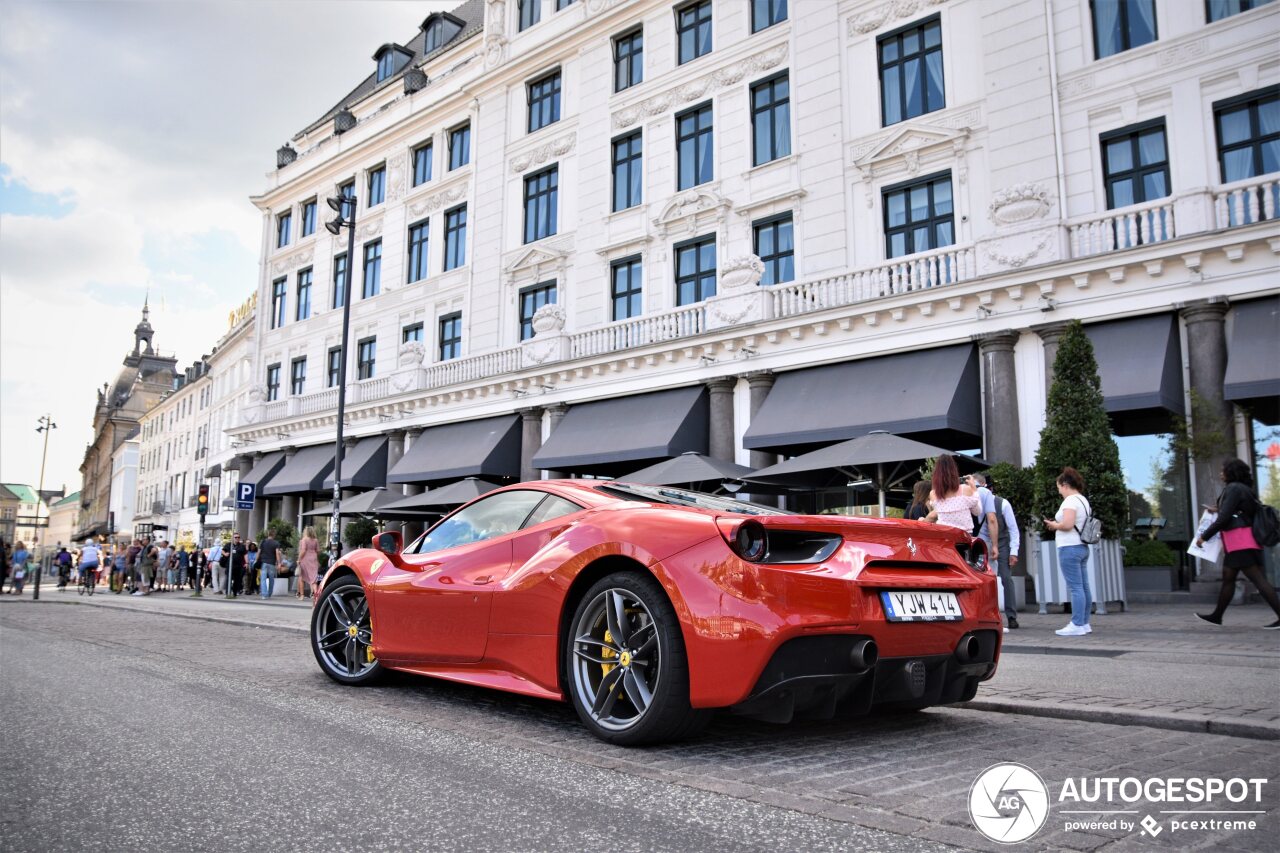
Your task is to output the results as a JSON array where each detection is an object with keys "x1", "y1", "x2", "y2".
[
  {"x1": 413, "y1": 490, "x2": 548, "y2": 554},
  {"x1": 752, "y1": 0, "x2": 787, "y2": 32},
  {"x1": 523, "y1": 494, "x2": 582, "y2": 527},
  {"x1": 528, "y1": 70, "x2": 562, "y2": 133},
  {"x1": 519, "y1": 0, "x2": 540, "y2": 31},
  {"x1": 413, "y1": 142, "x2": 433, "y2": 186},
  {"x1": 301, "y1": 200, "x2": 317, "y2": 237},
  {"x1": 276, "y1": 211, "x2": 291, "y2": 248},
  {"x1": 425, "y1": 18, "x2": 445, "y2": 52},
  {"x1": 523, "y1": 166, "x2": 558, "y2": 243},
  {"x1": 612, "y1": 132, "x2": 643, "y2": 211},
  {"x1": 357, "y1": 338, "x2": 376, "y2": 380},
  {"x1": 332, "y1": 253, "x2": 348, "y2": 309},
  {"x1": 879, "y1": 17, "x2": 944, "y2": 126},
  {"x1": 519, "y1": 281, "x2": 557, "y2": 340},
  {"x1": 339, "y1": 180, "x2": 355, "y2": 202},
  {"x1": 556, "y1": 0, "x2": 575, "y2": 9},
  {"x1": 408, "y1": 220, "x2": 430, "y2": 282},
  {"x1": 270, "y1": 278, "x2": 287, "y2": 329},
  {"x1": 439, "y1": 312, "x2": 462, "y2": 360},
  {"x1": 444, "y1": 205, "x2": 467, "y2": 270},
  {"x1": 1092, "y1": 0, "x2": 1157, "y2": 59},
  {"x1": 266, "y1": 364, "x2": 281, "y2": 402},
  {"x1": 290, "y1": 357, "x2": 307, "y2": 396},
  {"x1": 751, "y1": 73, "x2": 791, "y2": 166},
  {"x1": 368, "y1": 166, "x2": 386, "y2": 207},
  {"x1": 754, "y1": 214, "x2": 794, "y2": 285},
  {"x1": 676, "y1": 1, "x2": 712, "y2": 65},
  {"x1": 362, "y1": 240, "x2": 382, "y2": 298},
  {"x1": 402, "y1": 322, "x2": 424, "y2": 343},
  {"x1": 614, "y1": 29, "x2": 643, "y2": 92},
  {"x1": 676, "y1": 103, "x2": 713, "y2": 189},
  {"x1": 376, "y1": 51, "x2": 398, "y2": 82},
  {"x1": 327, "y1": 347, "x2": 342, "y2": 388},
  {"x1": 1215, "y1": 87, "x2": 1280, "y2": 183},
  {"x1": 1207, "y1": 0, "x2": 1274, "y2": 21},
  {"x1": 296, "y1": 268, "x2": 313, "y2": 321},
  {"x1": 883, "y1": 172, "x2": 954, "y2": 258},
  {"x1": 674, "y1": 235, "x2": 716, "y2": 305},
  {"x1": 1102, "y1": 120, "x2": 1169, "y2": 208},
  {"x1": 611, "y1": 256, "x2": 643, "y2": 321},
  {"x1": 449, "y1": 123, "x2": 471, "y2": 170}
]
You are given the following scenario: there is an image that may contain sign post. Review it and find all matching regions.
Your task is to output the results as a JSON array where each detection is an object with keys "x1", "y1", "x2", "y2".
[{"x1": 232, "y1": 483, "x2": 256, "y2": 594}]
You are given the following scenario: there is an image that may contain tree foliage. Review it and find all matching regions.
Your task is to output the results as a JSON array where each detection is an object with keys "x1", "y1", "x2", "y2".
[
  {"x1": 1032, "y1": 321, "x2": 1127, "y2": 540},
  {"x1": 343, "y1": 518, "x2": 379, "y2": 549},
  {"x1": 986, "y1": 461, "x2": 1035, "y2": 534},
  {"x1": 255, "y1": 518, "x2": 297, "y2": 552}
]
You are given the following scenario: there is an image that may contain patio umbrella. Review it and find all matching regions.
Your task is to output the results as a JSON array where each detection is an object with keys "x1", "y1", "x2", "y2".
[
  {"x1": 301, "y1": 488, "x2": 404, "y2": 517},
  {"x1": 620, "y1": 452, "x2": 757, "y2": 490},
  {"x1": 380, "y1": 477, "x2": 501, "y2": 512},
  {"x1": 746, "y1": 431, "x2": 988, "y2": 517}
]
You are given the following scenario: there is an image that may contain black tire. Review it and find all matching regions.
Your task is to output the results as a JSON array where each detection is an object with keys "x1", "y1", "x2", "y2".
[
  {"x1": 565, "y1": 572, "x2": 710, "y2": 746},
  {"x1": 311, "y1": 574, "x2": 383, "y2": 686}
]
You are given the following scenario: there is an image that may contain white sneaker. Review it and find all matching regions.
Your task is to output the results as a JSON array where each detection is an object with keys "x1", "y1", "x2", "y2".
[
  {"x1": 1003, "y1": 627, "x2": 1010, "y2": 634},
  {"x1": 1055, "y1": 623, "x2": 1089, "y2": 636},
  {"x1": 131, "y1": 591, "x2": 144, "y2": 597}
]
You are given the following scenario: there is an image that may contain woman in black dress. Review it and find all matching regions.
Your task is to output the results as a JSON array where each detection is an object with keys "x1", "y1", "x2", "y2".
[{"x1": 1195, "y1": 458, "x2": 1280, "y2": 629}]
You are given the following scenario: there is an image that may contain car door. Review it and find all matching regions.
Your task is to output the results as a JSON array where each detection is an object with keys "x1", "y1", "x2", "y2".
[
  {"x1": 369, "y1": 489, "x2": 547, "y2": 664},
  {"x1": 491, "y1": 494, "x2": 587, "y2": 633}
]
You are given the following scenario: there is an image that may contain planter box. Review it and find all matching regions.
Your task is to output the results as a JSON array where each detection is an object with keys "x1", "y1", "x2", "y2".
[
  {"x1": 1030, "y1": 539, "x2": 1127, "y2": 614},
  {"x1": 1124, "y1": 565, "x2": 1178, "y2": 593}
]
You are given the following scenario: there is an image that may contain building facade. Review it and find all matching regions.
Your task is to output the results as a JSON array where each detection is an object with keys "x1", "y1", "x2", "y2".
[
  {"x1": 231, "y1": 0, "x2": 1279, "y2": 580},
  {"x1": 45, "y1": 492, "x2": 81, "y2": 552}
]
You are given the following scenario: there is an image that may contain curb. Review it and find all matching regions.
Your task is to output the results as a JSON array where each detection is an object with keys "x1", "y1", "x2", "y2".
[
  {"x1": 20, "y1": 596, "x2": 309, "y2": 636},
  {"x1": 964, "y1": 697, "x2": 1280, "y2": 741}
]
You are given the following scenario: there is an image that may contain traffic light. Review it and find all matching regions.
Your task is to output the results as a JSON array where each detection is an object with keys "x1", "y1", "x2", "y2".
[{"x1": 197, "y1": 484, "x2": 210, "y2": 518}]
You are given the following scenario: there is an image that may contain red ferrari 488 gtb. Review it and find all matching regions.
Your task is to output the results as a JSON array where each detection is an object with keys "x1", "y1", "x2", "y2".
[{"x1": 311, "y1": 480, "x2": 1001, "y2": 744}]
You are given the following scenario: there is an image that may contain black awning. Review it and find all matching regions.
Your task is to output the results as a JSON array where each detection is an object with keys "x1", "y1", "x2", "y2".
[
  {"x1": 323, "y1": 436, "x2": 389, "y2": 490},
  {"x1": 388, "y1": 416, "x2": 521, "y2": 485},
  {"x1": 743, "y1": 344, "x2": 981, "y2": 455},
  {"x1": 261, "y1": 444, "x2": 335, "y2": 496},
  {"x1": 1085, "y1": 314, "x2": 1184, "y2": 435},
  {"x1": 239, "y1": 451, "x2": 287, "y2": 492},
  {"x1": 205, "y1": 463, "x2": 222, "y2": 479},
  {"x1": 532, "y1": 386, "x2": 708, "y2": 473},
  {"x1": 1224, "y1": 297, "x2": 1280, "y2": 425}
]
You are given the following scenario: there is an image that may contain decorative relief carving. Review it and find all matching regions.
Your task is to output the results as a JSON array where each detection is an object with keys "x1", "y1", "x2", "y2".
[
  {"x1": 653, "y1": 187, "x2": 733, "y2": 236},
  {"x1": 510, "y1": 132, "x2": 577, "y2": 173},
  {"x1": 504, "y1": 244, "x2": 569, "y2": 285},
  {"x1": 848, "y1": 0, "x2": 949, "y2": 36},
  {"x1": 611, "y1": 43, "x2": 789, "y2": 130},
  {"x1": 720, "y1": 255, "x2": 765, "y2": 291},
  {"x1": 979, "y1": 229, "x2": 1057, "y2": 274},
  {"x1": 847, "y1": 107, "x2": 979, "y2": 162},
  {"x1": 385, "y1": 152, "x2": 408, "y2": 202},
  {"x1": 988, "y1": 183, "x2": 1052, "y2": 225},
  {"x1": 270, "y1": 247, "x2": 314, "y2": 274},
  {"x1": 485, "y1": 0, "x2": 506, "y2": 36},
  {"x1": 355, "y1": 220, "x2": 382, "y2": 241},
  {"x1": 531, "y1": 304, "x2": 566, "y2": 335},
  {"x1": 407, "y1": 183, "x2": 468, "y2": 217},
  {"x1": 584, "y1": 0, "x2": 625, "y2": 13},
  {"x1": 484, "y1": 35, "x2": 508, "y2": 70},
  {"x1": 1058, "y1": 75, "x2": 1095, "y2": 99},
  {"x1": 1159, "y1": 39, "x2": 1206, "y2": 67},
  {"x1": 397, "y1": 341, "x2": 426, "y2": 370}
]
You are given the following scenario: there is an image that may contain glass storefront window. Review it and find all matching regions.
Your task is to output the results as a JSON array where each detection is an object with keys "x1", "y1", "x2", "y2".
[{"x1": 1115, "y1": 432, "x2": 1192, "y2": 584}]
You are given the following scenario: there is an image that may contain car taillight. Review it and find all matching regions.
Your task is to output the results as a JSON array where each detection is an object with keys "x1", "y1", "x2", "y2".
[
  {"x1": 732, "y1": 520, "x2": 767, "y2": 562},
  {"x1": 716, "y1": 519, "x2": 841, "y2": 565},
  {"x1": 959, "y1": 538, "x2": 990, "y2": 573}
]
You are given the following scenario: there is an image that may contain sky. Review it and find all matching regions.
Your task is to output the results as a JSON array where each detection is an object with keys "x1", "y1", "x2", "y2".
[{"x1": 0, "y1": 0, "x2": 453, "y2": 497}]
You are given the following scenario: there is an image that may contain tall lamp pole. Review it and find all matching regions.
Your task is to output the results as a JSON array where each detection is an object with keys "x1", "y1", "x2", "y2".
[
  {"x1": 32, "y1": 414, "x2": 57, "y2": 601},
  {"x1": 325, "y1": 192, "x2": 358, "y2": 563}
]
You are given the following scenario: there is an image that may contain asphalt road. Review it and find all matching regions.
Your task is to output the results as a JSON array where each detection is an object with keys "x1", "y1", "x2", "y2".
[{"x1": 0, "y1": 604, "x2": 945, "y2": 853}]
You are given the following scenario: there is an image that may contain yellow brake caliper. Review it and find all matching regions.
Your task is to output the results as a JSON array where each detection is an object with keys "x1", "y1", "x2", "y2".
[{"x1": 601, "y1": 629, "x2": 617, "y2": 677}]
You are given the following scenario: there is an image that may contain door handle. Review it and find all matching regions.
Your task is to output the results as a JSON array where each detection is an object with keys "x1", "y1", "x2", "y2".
[{"x1": 473, "y1": 575, "x2": 492, "y2": 585}]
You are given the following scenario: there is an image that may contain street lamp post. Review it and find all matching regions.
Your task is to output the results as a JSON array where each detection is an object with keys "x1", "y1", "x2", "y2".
[
  {"x1": 325, "y1": 193, "x2": 358, "y2": 563},
  {"x1": 32, "y1": 414, "x2": 57, "y2": 601}
]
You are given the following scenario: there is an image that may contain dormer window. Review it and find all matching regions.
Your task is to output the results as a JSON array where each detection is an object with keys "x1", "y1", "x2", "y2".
[
  {"x1": 421, "y1": 13, "x2": 465, "y2": 54},
  {"x1": 373, "y1": 44, "x2": 412, "y2": 83}
]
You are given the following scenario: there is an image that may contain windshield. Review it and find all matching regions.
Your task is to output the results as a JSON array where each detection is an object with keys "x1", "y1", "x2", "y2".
[{"x1": 596, "y1": 482, "x2": 786, "y2": 516}]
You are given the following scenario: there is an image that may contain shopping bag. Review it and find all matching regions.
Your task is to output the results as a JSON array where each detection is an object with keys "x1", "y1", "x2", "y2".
[{"x1": 1187, "y1": 510, "x2": 1222, "y2": 563}]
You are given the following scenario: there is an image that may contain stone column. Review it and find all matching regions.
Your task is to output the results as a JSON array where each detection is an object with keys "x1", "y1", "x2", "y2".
[
  {"x1": 383, "y1": 430, "x2": 407, "y2": 534},
  {"x1": 705, "y1": 378, "x2": 736, "y2": 463},
  {"x1": 1032, "y1": 320, "x2": 1071, "y2": 393},
  {"x1": 975, "y1": 330, "x2": 1023, "y2": 465},
  {"x1": 1180, "y1": 299, "x2": 1232, "y2": 582},
  {"x1": 401, "y1": 429, "x2": 425, "y2": 541},
  {"x1": 543, "y1": 403, "x2": 570, "y2": 479},
  {"x1": 519, "y1": 407, "x2": 545, "y2": 482},
  {"x1": 745, "y1": 372, "x2": 777, "y2": 471}
]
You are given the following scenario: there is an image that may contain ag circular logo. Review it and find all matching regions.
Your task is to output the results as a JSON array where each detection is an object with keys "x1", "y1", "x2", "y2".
[{"x1": 969, "y1": 762, "x2": 1050, "y2": 844}]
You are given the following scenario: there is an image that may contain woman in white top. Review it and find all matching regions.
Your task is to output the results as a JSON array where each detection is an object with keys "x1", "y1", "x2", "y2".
[
  {"x1": 1041, "y1": 467, "x2": 1092, "y2": 636},
  {"x1": 922, "y1": 454, "x2": 980, "y2": 531}
]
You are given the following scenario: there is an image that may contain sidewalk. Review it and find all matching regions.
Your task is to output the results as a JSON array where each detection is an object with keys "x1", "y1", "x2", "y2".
[{"x1": 6, "y1": 587, "x2": 1278, "y2": 739}]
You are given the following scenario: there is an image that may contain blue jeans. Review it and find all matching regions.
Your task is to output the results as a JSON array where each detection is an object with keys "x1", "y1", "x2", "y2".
[
  {"x1": 1058, "y1": 545, "x2": 1092, "y2": 626},
  {"x1": 259, "y1": 563, "x2": 277, "y2": 598}
]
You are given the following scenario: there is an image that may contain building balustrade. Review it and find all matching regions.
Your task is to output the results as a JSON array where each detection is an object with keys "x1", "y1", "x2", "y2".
[
  {"x1": 1215, "y1": 174, "x2": 1280, "y2": 228},
  {"x1": 1068, "y1": 198, "x2": 1177, "y2": 258}
]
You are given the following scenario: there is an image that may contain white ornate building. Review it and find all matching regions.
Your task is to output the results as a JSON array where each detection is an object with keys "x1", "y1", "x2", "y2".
[{"x1": 231, "y1": 0, "x2": 1279, "y2": 582}]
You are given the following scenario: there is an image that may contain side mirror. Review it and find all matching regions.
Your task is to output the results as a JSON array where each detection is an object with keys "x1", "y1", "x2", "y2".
[{"x1": 374, "y1": 531, "x2": 402, "y2": 556}]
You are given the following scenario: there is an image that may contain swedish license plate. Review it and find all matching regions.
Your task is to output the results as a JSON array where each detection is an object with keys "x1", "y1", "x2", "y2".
[{"x1": 880, "y1": 590, "x2": 962, "y2": 622}]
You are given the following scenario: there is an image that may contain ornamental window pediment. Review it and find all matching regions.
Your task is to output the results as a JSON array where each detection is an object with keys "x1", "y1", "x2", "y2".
[
  {"x1": 851, "y1": 121, "x2": 969, "y2": 182},
  {"x1": 504, "y1": 243, "x2": 568, "y2": 286},
  {"x1": 652, "y1": 186, "x2": 733, "y2": 237}
]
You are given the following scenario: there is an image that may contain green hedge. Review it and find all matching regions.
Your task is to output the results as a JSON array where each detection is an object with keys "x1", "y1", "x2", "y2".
[{"x1": 1121, "y1": 538, "x2": 1177, "y2": 567}]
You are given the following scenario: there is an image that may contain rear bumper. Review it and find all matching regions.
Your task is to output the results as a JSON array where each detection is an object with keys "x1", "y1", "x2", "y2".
[{"x1": 728, "y1": 632, "x2": 1000, "y2": 724}]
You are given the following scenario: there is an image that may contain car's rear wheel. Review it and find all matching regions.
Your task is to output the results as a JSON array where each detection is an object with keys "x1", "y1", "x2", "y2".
[
  {"x1": 566, "y1": 572, "x2": 709, "y2": 745},
  {"x1": 311, "y1": 574, "x2": 383, "y2": 685}
]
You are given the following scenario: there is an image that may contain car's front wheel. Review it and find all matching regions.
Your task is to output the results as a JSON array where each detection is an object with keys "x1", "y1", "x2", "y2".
[
  {"x1": 311, "y1": 574, "x2": 383, "y2": 685},
  {"x1": 566, "y1": 572, "x2": 709, "y2": 745}
]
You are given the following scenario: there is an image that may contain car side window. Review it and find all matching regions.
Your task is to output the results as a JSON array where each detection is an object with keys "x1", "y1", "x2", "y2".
[
  {"x1": 414, "y1": 490, "x2": 547, "y2": 555},
  {"x1": 522, "y1": 495, "x2": 582, "y2": 528}
]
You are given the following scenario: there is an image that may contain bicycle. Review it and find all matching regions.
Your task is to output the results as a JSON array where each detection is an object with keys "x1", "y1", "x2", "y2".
[{"x1": 78, "y1": 565, "x2": 99, "y2": 596}]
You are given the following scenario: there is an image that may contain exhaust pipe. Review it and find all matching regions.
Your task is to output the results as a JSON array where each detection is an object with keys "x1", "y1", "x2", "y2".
[
  {"x1": 850, "y1": 639, "x2": 878, "y2": 670},
  {"x1": 954, "y1": 634, "x2": 980, "y2": 663}
]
